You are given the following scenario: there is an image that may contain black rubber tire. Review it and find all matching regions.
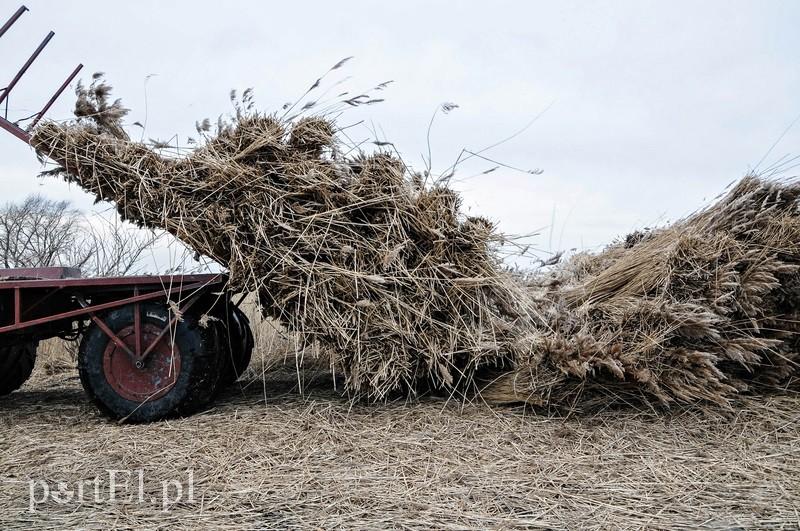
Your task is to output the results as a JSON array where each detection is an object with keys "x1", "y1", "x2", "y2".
[
  {"x1": 0, "y1": 342, "x2": 38, "y2": 395},
  {"x1": 78, "y1": 303, "x2": 220, "y2": 422},
  {"x1": 218, "y1": 306, "x2": 254, "y2": 387}
]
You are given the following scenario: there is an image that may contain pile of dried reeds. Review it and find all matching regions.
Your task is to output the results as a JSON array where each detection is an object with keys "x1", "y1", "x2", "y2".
[
  {"x1": 484, "y1": 176, "x2": 800, "y2": 407},
  {"x1": 31, "y1": 79, "x2": 535, "y2": 401},
  {"x1": 30, "y1": 77, "x2": 800, "y2": 408}
]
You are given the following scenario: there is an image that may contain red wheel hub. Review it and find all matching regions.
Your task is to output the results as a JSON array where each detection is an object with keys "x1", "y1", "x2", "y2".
[{"x1": 102, "y1": 323, "x2": 182, "y2": 402}]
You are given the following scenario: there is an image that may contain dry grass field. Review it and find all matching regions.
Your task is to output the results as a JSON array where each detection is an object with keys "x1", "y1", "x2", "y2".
[{"x1": 2, "y1": 320, "x2": 799, "y2": 530}]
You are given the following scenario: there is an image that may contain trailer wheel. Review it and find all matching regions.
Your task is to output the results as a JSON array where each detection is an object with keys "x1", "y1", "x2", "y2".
[
  {"x1": 0, "y1": 342, "x2": 38, "y2": 395},
  {"x1": 218, "y1": 306, "x2": 254, "y2": 387},
  {"x1": 78, "y1": 303, "x2": 220, "y2": 422}
]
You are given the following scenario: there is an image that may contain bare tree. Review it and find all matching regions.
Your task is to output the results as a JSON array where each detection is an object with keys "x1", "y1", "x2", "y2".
[
  {"x1": 0, "y1": 195, "x2": 156, "y2": 276},
  {"x1": 80, "y1": 217, "x2": 158, "y2": 277},
  {"x1": 0, "y1": 195, "x2": 91, "y2": 269}
]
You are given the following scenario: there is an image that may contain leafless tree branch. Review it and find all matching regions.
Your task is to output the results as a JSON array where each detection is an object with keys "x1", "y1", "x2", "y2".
[{"x1": 0, "y1": 195, "x2": 156, "y2": 276}]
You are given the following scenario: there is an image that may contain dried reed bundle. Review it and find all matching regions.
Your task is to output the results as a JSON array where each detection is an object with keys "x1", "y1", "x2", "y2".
[
  {"x1": 484, "y1": 176, "x2": 800, "y2": 407},
  {"x1": 31, "y1": 83, "x2": 535, "y2": 401},
  {"x1": 29, "y1": 77, "x2": 800, "y2": 408}
]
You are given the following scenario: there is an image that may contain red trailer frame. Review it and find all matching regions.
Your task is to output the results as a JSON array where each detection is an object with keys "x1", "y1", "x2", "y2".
[
  {"x1": 0, "y1": 268, "x2": 226, "y2": 367},
  {"x1": 0, "y1": 266, "x2": 251, "y2": 422}
]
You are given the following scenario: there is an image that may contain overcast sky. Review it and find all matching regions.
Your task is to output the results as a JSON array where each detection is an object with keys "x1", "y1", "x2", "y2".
[{"x1": 1, "y1": 0, "x2": 798, "y2": 269}]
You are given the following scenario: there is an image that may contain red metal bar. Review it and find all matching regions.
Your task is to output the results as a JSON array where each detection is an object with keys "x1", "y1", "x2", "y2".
[
  {"x1": 87, "y1": 312, "x2": 135, "y2": 359},
  {"x1": 0, "y1": 30, "x2": 55, "y2": 106},
  {"x1": 29, "y1": 63, "x2": 83, "y2": 129},
  {"x1": 133, "y1": 287, "x2": 142, "y2": 358},
  {"x1": 0, "y1": 7, "x2": 81, "y2": 146},
  {"x1": 0, "y1": 266, "x2": 81, "y2": 279},
  {"x1": 0, "y1": 279, "x2": 215, "y2": 334},
  {"x1": 0, "y1": 273, "x2": 223, "y2": 290},
  {"x1": 14, "y1": 288, "x2": 21, "y2": 324},
  {"x1": 0, "y1": 5, "x2": 27, "y2": 39},
  {"x1": 0, "y1": 116, "x2": 30, "y2": 142}
]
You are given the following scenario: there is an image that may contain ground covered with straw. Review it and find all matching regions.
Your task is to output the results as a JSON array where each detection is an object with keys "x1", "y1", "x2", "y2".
[{"x1": 2, "y1": 344, "x2": 799, "y2": 530}]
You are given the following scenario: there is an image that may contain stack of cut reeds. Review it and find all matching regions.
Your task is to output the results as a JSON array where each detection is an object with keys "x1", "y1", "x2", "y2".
[
  {"x1": 31, "y1": 77, "x2": 800, "y2": 408},
  {"x1": 483, "y1": 176, "x2": 800, "y2": 408},
  {"x1": 32, "y1": 79, "x2": 536, "y2": 401}
]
